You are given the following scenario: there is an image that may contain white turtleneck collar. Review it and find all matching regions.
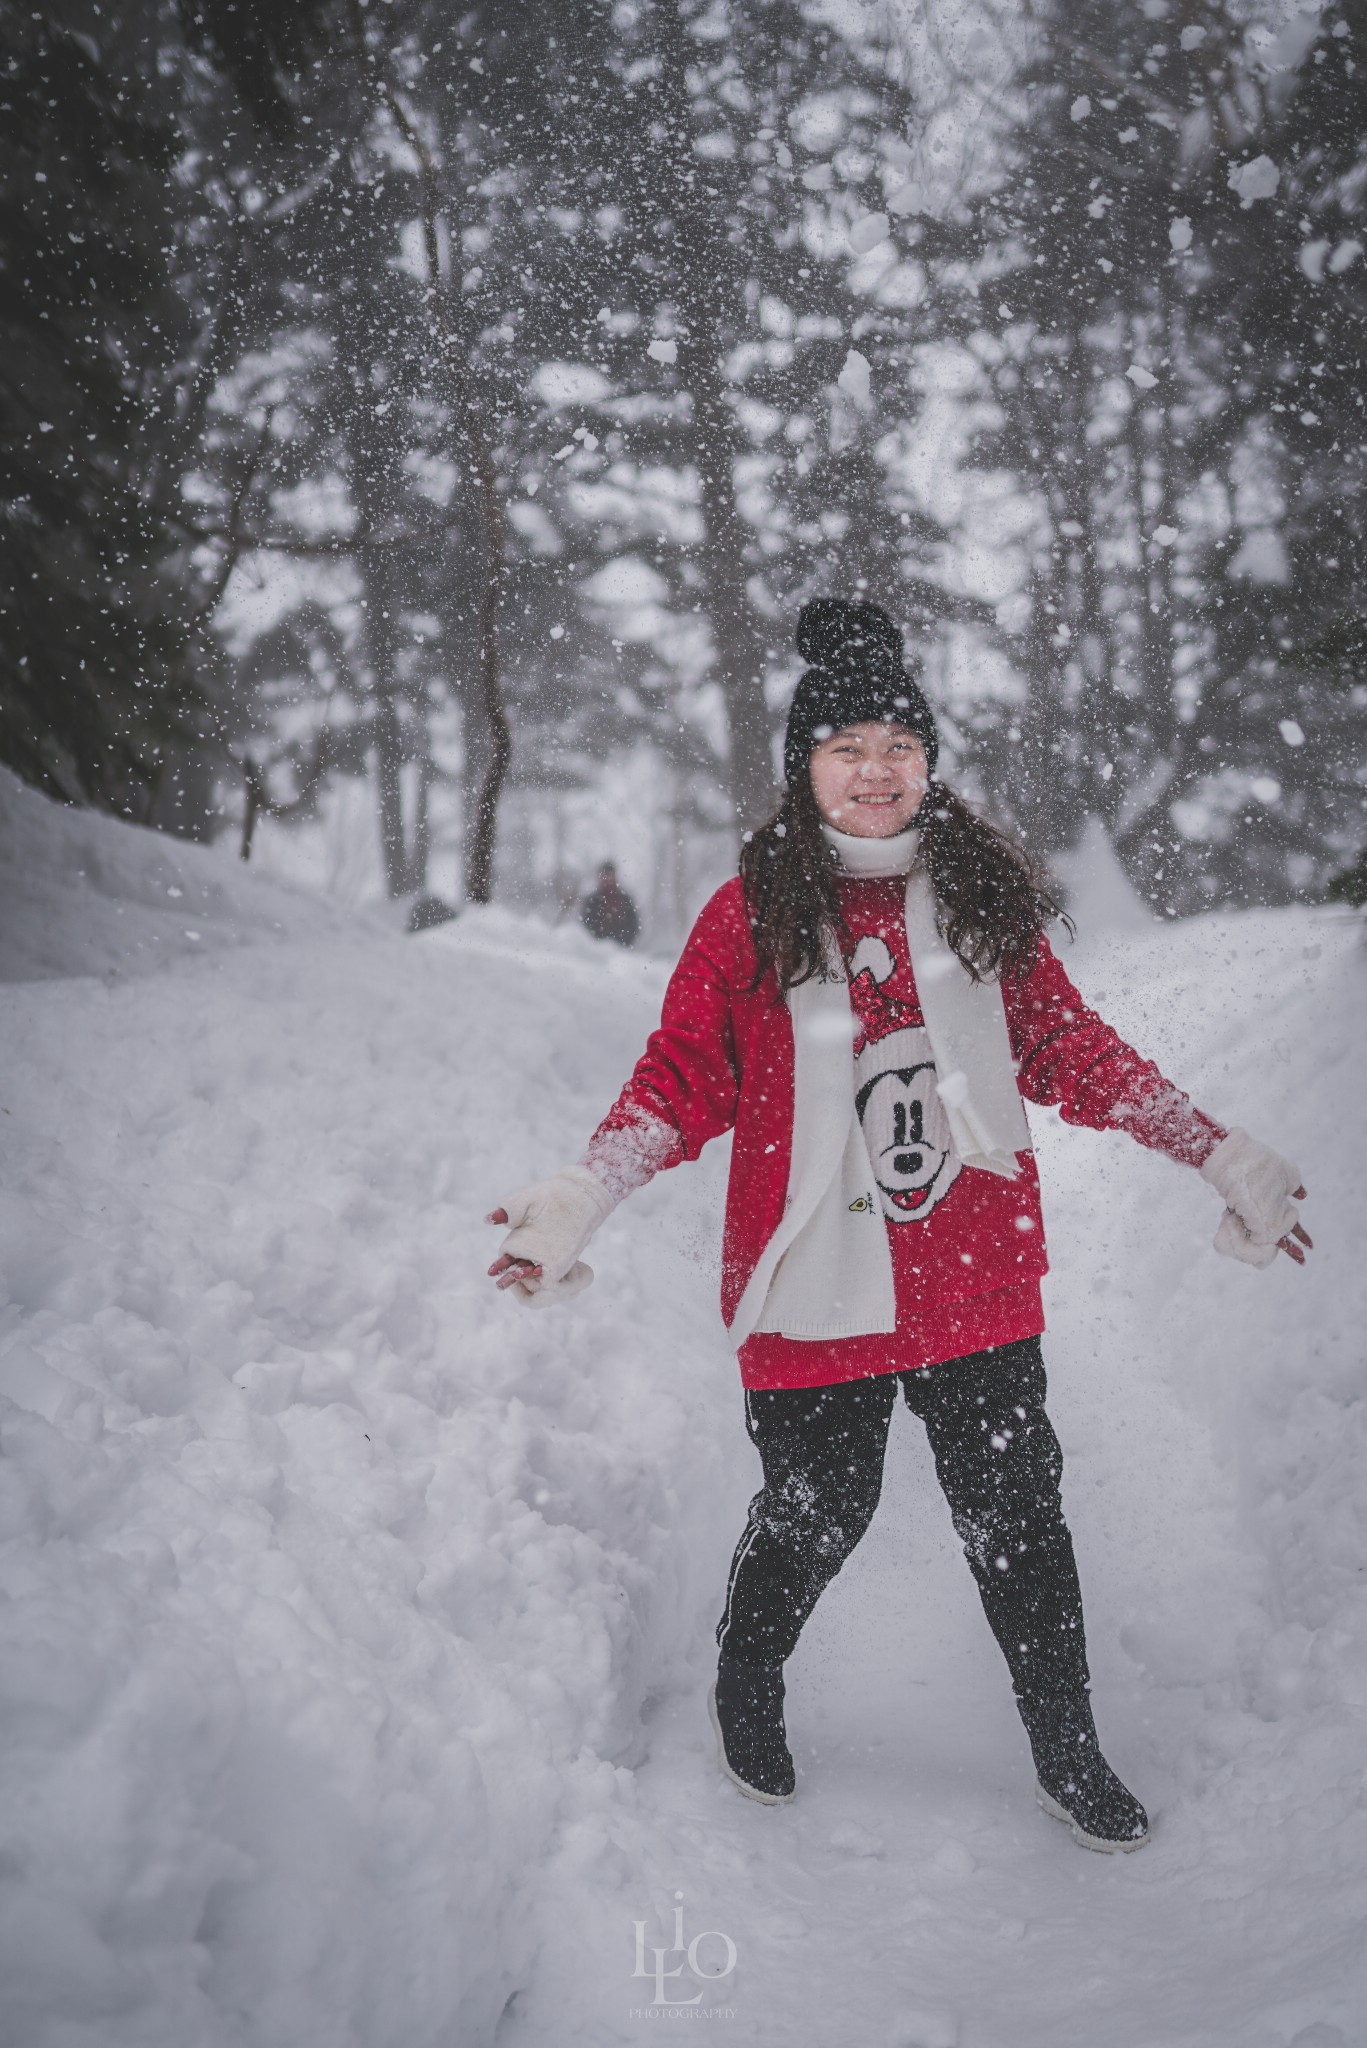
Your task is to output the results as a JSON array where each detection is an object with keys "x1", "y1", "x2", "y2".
[{"x1": 820, "y1": 820, "x2": 920, "y2": 878}]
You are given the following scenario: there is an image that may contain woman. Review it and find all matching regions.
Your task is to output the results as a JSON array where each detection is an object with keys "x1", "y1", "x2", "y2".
[{"x1": 487, "y1": 598, "x2": 1311, "y2": 1854}]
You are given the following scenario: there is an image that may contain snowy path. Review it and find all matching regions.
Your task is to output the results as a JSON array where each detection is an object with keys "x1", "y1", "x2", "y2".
[
  {"x1": 493, "y1": 909, "x2": 1367, "y2": 2048},
  {"x1": 2, "y1": 781, "x2": 1364, "y2": 2048}
]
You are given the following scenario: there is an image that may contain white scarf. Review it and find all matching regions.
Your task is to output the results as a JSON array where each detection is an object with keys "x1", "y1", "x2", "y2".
[{"x1": 730, "y1": 824, "x2": 1032, "y2": 1347}]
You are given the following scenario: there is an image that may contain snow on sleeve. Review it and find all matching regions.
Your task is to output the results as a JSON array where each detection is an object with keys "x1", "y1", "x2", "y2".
[{"x1": 583, "y1": 1110, "x2": 684, "y2": 1203}]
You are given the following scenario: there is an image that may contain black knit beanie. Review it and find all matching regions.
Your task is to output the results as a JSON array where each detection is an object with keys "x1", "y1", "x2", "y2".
[{"x1": 784, "y1": 597, "x2": 939, "y2": 788}]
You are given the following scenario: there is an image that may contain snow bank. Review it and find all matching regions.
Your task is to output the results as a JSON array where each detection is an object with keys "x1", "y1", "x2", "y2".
[
  {"x1": 0, "y1": 781, "x2": 741, "y2": 2046},
  {"x1": 0, "y1": 769, "x2": 369, "y2": 981}
]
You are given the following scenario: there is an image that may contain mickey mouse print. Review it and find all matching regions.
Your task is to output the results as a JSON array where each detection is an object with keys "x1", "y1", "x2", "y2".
[{"x1": 847, "y1": 933, "x2": 963, "y2": 1224}]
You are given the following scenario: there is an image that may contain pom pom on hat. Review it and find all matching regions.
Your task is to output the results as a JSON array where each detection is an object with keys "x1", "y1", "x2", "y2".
[
  {"x1": 796, "y1": 595, "x2": 904, "y2": 669},
  {"x1": 784, "y1": 596, "x2": 939, "y2": 787}
]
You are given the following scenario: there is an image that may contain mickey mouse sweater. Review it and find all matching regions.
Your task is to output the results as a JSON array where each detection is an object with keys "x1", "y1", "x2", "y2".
[{"x1": 585, "y1": 876, "x2": 1224, "y2": 1391}]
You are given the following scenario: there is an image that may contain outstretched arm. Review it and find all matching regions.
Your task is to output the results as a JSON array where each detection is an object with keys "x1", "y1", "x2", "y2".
[
  {"x1": 580, "y1": 894, "x2": 745, "y2": 1196},
  {"x1": 487, "y1": 884, "x2": 751, "y2": 1301},
  {"x1": 1007, "y1": 934, "x2": 1311, "y2": 1267}
]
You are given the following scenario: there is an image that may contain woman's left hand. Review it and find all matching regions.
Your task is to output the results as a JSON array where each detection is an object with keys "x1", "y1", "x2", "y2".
[
  {"x1": 1202, "y1": 1130, "x2": 1312, "y2": 1270},
  {"x1": 1276, "y1": 1191, "x2": 1313, "y2": 1266}
]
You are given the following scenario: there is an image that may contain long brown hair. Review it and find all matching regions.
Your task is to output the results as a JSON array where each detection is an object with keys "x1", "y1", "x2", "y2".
[{"x1": 740, "y1": 775, "x2": 1068, "y2": 994}]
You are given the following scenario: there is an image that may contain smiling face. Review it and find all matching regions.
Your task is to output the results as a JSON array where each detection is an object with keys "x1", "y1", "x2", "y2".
[{"x1": 808, "y1": 721, "x2": 929, "y2": 838}]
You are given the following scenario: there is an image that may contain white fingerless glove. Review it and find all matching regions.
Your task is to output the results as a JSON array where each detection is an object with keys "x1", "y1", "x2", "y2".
[
  {"x1": 495, "y1": 1164, "x2": 616, "y2": 1308},
  {"x1": 1199, "y1": 1127, "x2": 1301, "y2": 1270}
]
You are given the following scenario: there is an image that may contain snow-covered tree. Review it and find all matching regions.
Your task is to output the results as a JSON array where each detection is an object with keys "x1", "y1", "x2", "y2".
[{"x1": 963, "y1": 0, "x2": 1367, "y2": 911}]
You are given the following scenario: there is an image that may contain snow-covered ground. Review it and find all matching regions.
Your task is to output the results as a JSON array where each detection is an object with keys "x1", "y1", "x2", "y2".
[{"x1": 2, "y1": 770, "x2": 1364, "y2": 2048}]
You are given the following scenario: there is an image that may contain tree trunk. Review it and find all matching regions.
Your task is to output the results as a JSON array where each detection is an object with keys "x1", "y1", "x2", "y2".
[
  {"x1": 241, "y1": 755, "x2": 266, "y2": 862},
  {"x1": 652, "y1": 0, "x2": 780, "y2": 833},
  {"x1": 691, "y1": 351, "x2": 782, "y2": 825},
  {"x1": 464, "y1": 514, "x2": 511, "y2": 902},
  {"x1": 383, "y1": 85, "x2": 511, "y2": 904},
  {"x1": 410, "y1": 729, "x2": 433, "y2": 898},
  {"x1": 371, "y1": 691, "x2": 409, "y2": 897},
  {"x1": 365, "y1": 549, "x2": 412, "y2": 899}
]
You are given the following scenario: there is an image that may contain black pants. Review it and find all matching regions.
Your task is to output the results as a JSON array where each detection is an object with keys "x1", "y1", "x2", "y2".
[{"x1": 716, "y1": 1336, "x2": 1090, "y2": 1704}]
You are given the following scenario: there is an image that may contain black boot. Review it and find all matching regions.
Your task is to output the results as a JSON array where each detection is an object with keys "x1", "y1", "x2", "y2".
[
  {"x1": 709, "y1": 1654, "x2": 796, "y2": 1804},
  {"x1": 1018, "y1": 1691, "x2": 1149, "y2": 1852}
]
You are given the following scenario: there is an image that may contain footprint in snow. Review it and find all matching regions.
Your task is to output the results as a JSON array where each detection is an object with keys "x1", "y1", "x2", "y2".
[{"x1": 827, "y1": 1820, "x2": 885, "y2": 1858}]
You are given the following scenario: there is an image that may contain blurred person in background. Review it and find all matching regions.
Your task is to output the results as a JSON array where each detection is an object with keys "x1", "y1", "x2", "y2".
[{"x1": 579, "y1": 861, "x2": 640, "y2": 949}]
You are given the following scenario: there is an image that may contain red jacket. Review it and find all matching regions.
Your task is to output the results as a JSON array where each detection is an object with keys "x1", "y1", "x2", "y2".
[{"x1": 586, "y1": 876, "x2": 1222, "y2": 1390}]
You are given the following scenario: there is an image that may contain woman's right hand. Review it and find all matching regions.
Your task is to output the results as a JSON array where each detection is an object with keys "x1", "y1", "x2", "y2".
[
  {"x1": 485, "y1": 1207, "x2": 544, "y2": 1293},
  {"x1": 485, "y1": 1215, "x2": 593, "y2": 1307},
  {"x1": 485, "y1": 1166, "x2": 615, "y2": 1307}
]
